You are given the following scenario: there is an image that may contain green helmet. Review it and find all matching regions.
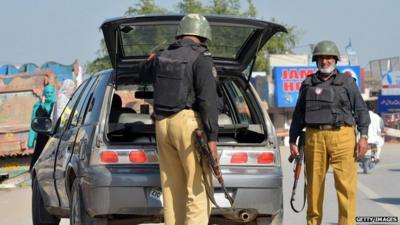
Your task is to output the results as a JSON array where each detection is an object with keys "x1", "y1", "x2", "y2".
[
  {"x1": 312, "y1": 40, "x2": 340, "y2": 61},
  {"x1": 176, "y1": 14, "x2": 212, "y2": 41}
]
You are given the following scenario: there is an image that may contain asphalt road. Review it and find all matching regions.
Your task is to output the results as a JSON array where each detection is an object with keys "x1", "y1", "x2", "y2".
[{"x1": 1, "y1": 144, "x2": 399, "y2": 225}]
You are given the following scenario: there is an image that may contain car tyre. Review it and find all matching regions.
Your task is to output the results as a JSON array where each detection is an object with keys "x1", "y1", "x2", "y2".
[
  {"x1": 32, "y1": 177, "x2": 60, "y2": 225},
  {"x1": 70, "y1": 179, "x2": 107, "y2": 225}
]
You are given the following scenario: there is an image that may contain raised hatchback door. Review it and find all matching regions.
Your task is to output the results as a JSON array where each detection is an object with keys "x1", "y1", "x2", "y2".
[{"x1": 101, "y1": 14, "x2": 286, "y2": 82}]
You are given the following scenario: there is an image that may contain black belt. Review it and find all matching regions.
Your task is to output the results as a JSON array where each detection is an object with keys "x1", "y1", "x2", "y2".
[{"x1": 307, "y1": 124, "x2": 340, "y2": 130}]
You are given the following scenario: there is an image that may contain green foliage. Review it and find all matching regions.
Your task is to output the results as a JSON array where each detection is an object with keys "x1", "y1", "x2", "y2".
[
  {"x1": 254, "y1": 19, "x2": 301, "y2": 72},
  {"x1": 84, "y1": 39, "x2": 111, "y2": 75},
  {"x1": 208, "y1": 0, "x2": 240, "y2": 15},
  {"x1": 266, "y1": 18, "x2": 298, "y2": 54},
  {"x1": 176, "y1": 0, "x2": 207, "y2": 13},
  {"x1": 85, "y1": 0, "x2": 168, "y2": 75},
  {"x1": 241, "y1": 0, "x2": 256, "y2": 17},
  {"x1": 125, "y1": 0, "x2": 167, "y2": 15},
  {"x1": 84, "y1": 56, "x2": 111, "y2": 75}
]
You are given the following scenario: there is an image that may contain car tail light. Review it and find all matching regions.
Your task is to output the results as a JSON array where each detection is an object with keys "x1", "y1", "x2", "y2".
[
  {"x1": 95, "y1": 148, "x2": 158, "y2": 165},
  {"x1": 129, "y1": 150, "x2": 148, "y2": 163},
  {"x1": 220, "y1": 149, "x2": 276, "y2": 166},
  {"x1": 257, "y1": 152, "x2": 275, "y2": 164},
  {"x1": 230, "y1": 152, "x2": 248, "y2": 164},
  {"x1": 100, "y1": 151, "x2": 119, "y2": 163}
]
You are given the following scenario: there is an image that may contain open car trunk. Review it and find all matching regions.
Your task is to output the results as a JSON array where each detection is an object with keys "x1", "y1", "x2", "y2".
[
  {"x1": 101, "y1": 15, "x2": 286, "y2": 145},
  {"x1": 106, "y1": 77, "x2": 267, "y2": 145}
]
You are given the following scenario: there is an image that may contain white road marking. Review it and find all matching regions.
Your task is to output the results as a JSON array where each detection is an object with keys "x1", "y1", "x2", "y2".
[
  {"x1": 358, "y1": 180, "x2": 400, "y2": 217},
  {"x1": 373, "y1": 162, "x2": 400, "y2": 168}
]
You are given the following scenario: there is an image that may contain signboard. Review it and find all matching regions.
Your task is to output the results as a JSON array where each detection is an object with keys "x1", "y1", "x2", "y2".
[
  {"x1": 273, "y1": 66, "x2": 361, "y2": 108},
  {"x1": 381, "y1": 70, "x2": 400, "y2": 95},
  {"x1": 378, "y1": 95, "x2": 400, "y2": 113}
]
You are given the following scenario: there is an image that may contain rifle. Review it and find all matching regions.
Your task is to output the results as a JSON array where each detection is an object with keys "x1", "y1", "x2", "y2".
[
  {"x1": 288, "y1": 131, "x2": 306, "y2": 213},
  {"x1": 194, "y1": 128, "x2": 234, "y2": 206}
]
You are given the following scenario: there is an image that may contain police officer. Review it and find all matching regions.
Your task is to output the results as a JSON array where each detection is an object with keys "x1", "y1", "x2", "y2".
[
  {"x1": 289, "y1": 40, "x2": 370, "y2": 225},
  {"x1": 142, "y1": 14, "x2": 218, "y2": 225}
]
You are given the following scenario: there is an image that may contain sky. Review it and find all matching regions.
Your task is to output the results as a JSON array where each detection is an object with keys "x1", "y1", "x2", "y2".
[{"x1": 0, "y1": 0, "x2": 399, "y2": 70}]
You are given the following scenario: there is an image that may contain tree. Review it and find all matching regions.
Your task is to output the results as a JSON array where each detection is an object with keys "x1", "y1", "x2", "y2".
[
  {"x1": 176, "y1": 0, "x2": 207, "y2": 13},
  {"x1": 241, "y1": 0, "x2": 256, "y2": 17},
  {"x1": 254, "y1": 19, "x2": 300, "y2": 72},
  {"x1": 125, "y1": 0, "x2": 167, "y2": 15},
  {"x1": 85, "y1": 0, "x2": 168, "y2": 75},
  {"x1": 85, "y1": 0, "x2": 300, "y2": 75},
  {"x1": 208, "y1": 0, "x2": 241, "y2": 15},
  {"x1": 85, "y1": 39, "x2": 111, "y2": 75}
]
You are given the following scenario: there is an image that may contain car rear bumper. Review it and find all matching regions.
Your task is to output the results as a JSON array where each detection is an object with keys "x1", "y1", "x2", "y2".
[{"x1": 81, "y1": 165, "x2": 283, "y2": 217}]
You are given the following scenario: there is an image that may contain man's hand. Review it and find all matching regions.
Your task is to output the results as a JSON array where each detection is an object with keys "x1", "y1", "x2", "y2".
[
  {"x1": 147, "y1": 52, "x2": 156, "y2": 61},
  {"x1": 208, "y1": 141, "x2": 219, "y2": 164},
  {"x1": 289, "y1": 143, "x2": 300, "y2": 159},
  {"x1": 357, "y1": 137, "x2": 369, "y2": 160}
]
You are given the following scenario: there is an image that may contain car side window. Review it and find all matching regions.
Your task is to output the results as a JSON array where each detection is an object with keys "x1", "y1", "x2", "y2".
[
  {"x1": 55, "y1": 80, "x2": 88, "y2": 134},
  {"x1": 70, "y1": 77, "x2": 98, "y2": 127},
  {"x1": 225, "y1": 81, "x2": 253, "y2": 124},
  {"x1": 83, "y1": 72, "x2": 111, "y2": 125}
]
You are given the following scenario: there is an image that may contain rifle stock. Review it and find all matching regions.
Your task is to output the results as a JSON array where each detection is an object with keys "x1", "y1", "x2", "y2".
[
  {"x1": 194, "y1": 128, "x2": 233, "y2": 205},
  {"x1": 194, "y1": 129, "x2": 223, "y2": 182}
]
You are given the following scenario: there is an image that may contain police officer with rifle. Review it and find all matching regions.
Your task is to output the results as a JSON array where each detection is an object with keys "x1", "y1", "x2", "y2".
[
  {"x1": 289, "y1": 40, "x2": 370, "y2": 225},
  {"x1": 141, "y1": 14, "x2": 219, "y2": 225}
]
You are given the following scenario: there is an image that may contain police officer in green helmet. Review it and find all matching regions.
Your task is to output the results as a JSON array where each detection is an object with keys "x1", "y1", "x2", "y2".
[
  {"x1": 289, "y1": 40, "x2": 370, "y2": 225},
  {"x1": 141, "y1": 14, "x2": 218, "y2": 225}
]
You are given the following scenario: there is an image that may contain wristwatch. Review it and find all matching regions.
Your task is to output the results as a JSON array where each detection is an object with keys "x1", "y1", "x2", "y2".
[{"x1": 360, "y1": 134, "x2": 368, "y2": 139}]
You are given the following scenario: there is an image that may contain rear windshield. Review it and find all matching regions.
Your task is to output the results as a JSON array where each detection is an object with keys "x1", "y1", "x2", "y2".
[{"x1": 120, "y1": 24, "x2": 255, "y2": 59}]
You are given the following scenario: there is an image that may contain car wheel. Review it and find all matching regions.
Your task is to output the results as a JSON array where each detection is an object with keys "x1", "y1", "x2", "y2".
[
  {"x1": 70, "y1": 179, "x2": 107, "y2": 225},
  {"x1": 32, "y1": 177, "x2": 60, "y2": 225}
]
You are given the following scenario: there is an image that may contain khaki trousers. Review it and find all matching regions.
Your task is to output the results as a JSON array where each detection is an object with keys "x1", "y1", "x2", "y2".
[
  {"x1": 155, "y1": 109, "x2": 212, "y2": 225},
  {"x1": 305, "y1": 126, "x2": 357, "y2": 225}
]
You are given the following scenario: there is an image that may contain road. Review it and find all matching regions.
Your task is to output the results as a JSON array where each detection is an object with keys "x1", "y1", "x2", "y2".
[
  {"x1": 1, "y1": 144, "x2": 399, "y2": 225},
  {"x1": 282, "y1": 143, "x2": 400, "y2": 225}
]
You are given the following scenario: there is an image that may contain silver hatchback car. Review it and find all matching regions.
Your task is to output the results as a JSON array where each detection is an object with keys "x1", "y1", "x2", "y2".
[{"x1": 31, "y1": 15, "x2": 286, "y2": 225}]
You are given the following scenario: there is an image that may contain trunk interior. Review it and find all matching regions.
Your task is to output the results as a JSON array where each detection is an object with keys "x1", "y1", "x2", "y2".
[{"x1": 106, "y1": 77, "x2": 266, "y2": 145}]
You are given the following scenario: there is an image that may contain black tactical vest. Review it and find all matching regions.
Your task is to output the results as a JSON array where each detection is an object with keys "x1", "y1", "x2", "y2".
[
  {"x1": 153, "y1": 41, "x2": 206, "y2": 116},
  {"x1": 303, "y1": 74, "x2": 348, "y2": 126}
]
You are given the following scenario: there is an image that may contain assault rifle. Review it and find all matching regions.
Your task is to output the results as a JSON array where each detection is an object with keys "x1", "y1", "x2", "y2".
[
  {"x1": 194, "y1": 128, "x2": 234, "y2": 206},
  {"x1": 288, "y1": 131, "x2": 306, "y2": 213}
]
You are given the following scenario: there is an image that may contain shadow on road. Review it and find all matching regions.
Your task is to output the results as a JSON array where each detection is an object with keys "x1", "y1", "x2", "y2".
[
  {"x1": 372, "y1": 198, "x2": 400, "y2": 205},
  {"x1": 388, "y1": 169, "x2": 400, "y2": 172}
]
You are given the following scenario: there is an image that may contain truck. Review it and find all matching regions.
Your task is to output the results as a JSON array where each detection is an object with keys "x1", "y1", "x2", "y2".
[{"x1": 0, "y1": 61, "x2": 81, "y2": 158}]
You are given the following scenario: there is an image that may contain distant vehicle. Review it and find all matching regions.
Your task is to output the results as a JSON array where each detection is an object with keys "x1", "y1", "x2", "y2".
[
  {"x1": 31, "y1": 15, "x2": 286, "y2": 225},
  {"x1": 0, "y1": 61, "x2": 81, "y2": 158},
  {"x1": 359, "y1": 143, "x2": 379, "y2": 174}
]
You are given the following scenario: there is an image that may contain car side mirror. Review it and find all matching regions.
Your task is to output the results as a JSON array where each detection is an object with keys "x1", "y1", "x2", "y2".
[{"x1": 31, "y1": 117, "x2": 53, "y2": 134}]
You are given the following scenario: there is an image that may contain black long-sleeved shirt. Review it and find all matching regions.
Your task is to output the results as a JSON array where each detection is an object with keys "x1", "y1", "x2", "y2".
[
  {"x1": 191, "y1": 50, "x2": 219, "y2": 141},
  {"x1": 289, "y1": 71, "x2": 370, "y2": 144},
  {"x1": 140, "y1": 39, "x2": 219, "y2": 141}
]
